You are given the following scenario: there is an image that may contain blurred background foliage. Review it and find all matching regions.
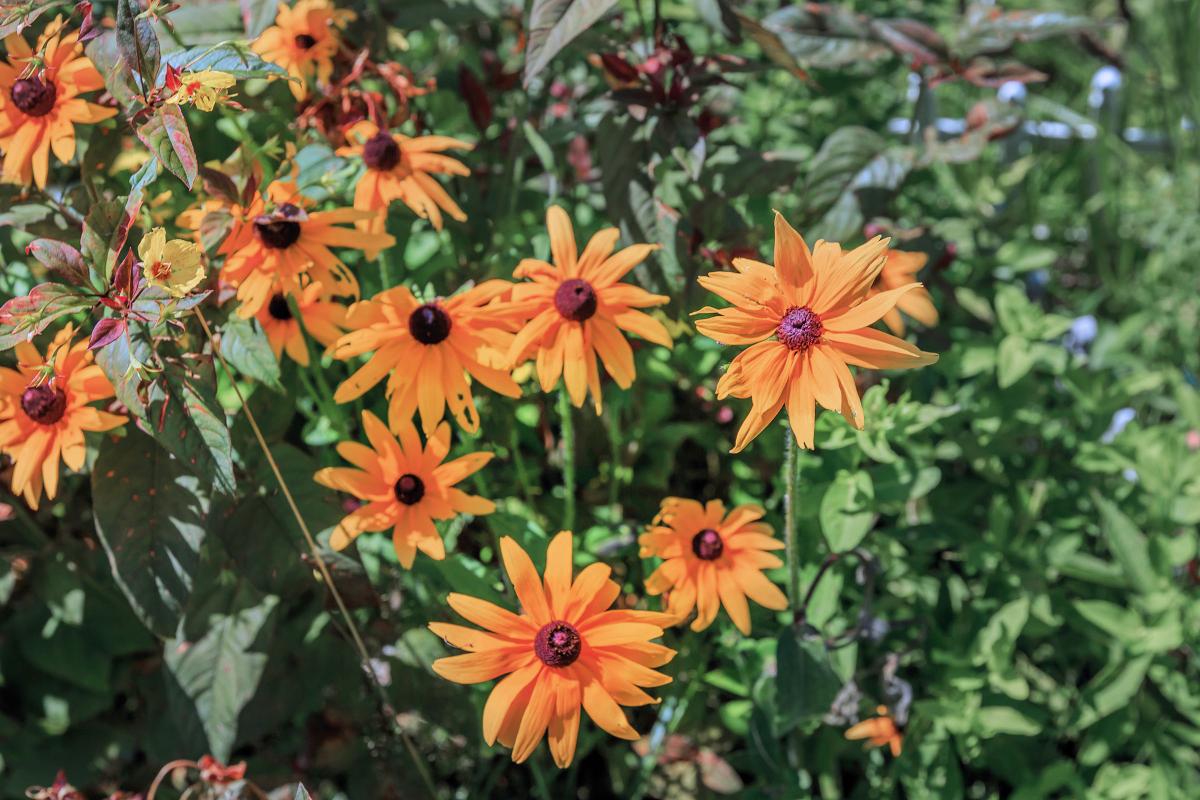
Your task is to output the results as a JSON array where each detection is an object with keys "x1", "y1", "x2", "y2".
[{"x1": 0, "y1": 0, "x2": 1198, "y2": 798}]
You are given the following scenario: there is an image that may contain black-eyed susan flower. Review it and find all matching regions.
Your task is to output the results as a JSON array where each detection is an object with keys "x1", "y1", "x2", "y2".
[
  {"x1": 314, "y1": 410, "x2": 494, "y2": 567},
  {"x1": 164, "y1": 67, "x2": 237, "y2": 112},
  {"x1": 639, "y1": 497, "x2": 787, "y2": 634},
  {"x1": 693, "y1": 212, "x2": 939, "y2": 452},
  {"x1": 252, "y1": 0, "x2": 354, "y2": 100},
  {"x1": 331, "y1": 282, "x2": 522, "y2": 434},
  {"x1": 253, "y1": 282, "x2": 346, "y2": 366},
  {"x1": 872, "y1": 249, "x2": 938, "y2": 337},
  {"x1": 430, "y1": 531, "x2": 676, "y2": 768},
  {"x1": 337, "y1": 119, "x2": 472, "y2": 235},
  {"x1": 845, "y1": 706, "x2": 904, "y2": 756},
  {"x1": 506, "y1": 206, "x2": 672, "y2": 412},
  {"x1": 216, "y1": 178, "x2": 393, "y2": 318},
  {"x1": 138, "y1": 227, "x2": 206, "y2": 297},
  {"x1": 0, "y1": 326, "x2": 125, "y2": 509},
  {"x1": 0, "y1": 18, "x2": 115, "y2": 188}
]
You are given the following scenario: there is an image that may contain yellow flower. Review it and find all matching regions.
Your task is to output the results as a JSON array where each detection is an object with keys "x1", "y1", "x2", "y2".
[
  {"x1": 138, "y1": 228, "x2": 206, "y2": 297},
  {"x1": 165, "y1": 69, "x2": 237, "y2": 112}
]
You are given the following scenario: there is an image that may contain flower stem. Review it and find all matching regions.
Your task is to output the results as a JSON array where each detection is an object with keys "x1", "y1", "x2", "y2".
[
  {"x1": 783, "y1": 433, "x2": 801, "y2": 614},
  {"x1": 557, "y1": 386, "x2": 576, "y2": 532}
]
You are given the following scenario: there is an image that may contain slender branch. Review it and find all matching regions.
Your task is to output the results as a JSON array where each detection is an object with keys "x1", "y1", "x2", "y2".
[
  {"x1": 193, "y1": 308, "x2": 438, "y2": 799},
  {"x1": 557, "y1": 386, "x2": 576, "y2": 531},
  {"x1": 783, "y1": 434, "x2": 801, "y2": 612}
]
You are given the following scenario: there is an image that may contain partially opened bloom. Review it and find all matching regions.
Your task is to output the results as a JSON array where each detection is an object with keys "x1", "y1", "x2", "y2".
[
  {"x1": 217, "y1": 178, "x2": 393, "y2": 317},
  {"x1": 164, "y1": 68, "x2": 237, "y2": 112},
  {"x1": 331, "y1": 282, "x2": 521, "y2": 434},
  {"x1": 254, "y1": 282, "x2": 346, "y2": 366},
  {"x1": 138, "y1": 228, "x2": 206, "y2": 297},
  {"x1": 314, "y1": 410, "x2": 494, "y2": 567},
  {"x1": 430, "y1": 531, "x2": 676, "y2": 768},
  {"x1": 845, "y1": 706, "x2": 903, "y2": 756},
  {"x1": 337, "y1": 120, "x2": 472, "y2": 235},
  {"x1": 694, "y1": 212, "x2": 939, "y2": 452},
  {"x1": 252, "y1": 0, "x2": 354, "y2": 100},
  {"x1": 0, "y1": 18, "x2": 116, "y2": 188},
  {"x1": 640, "y1": 498, "x2": 787, "y2": 634},
  {"x1": 0, "y1": 326, "x2": 125, "y2": 509},
  {"x1": 506, "y1": 206, "x2": 672, "y2": 412},
  {"x1": 872, "y1": 250, "x2": 938, "y2": 336}
]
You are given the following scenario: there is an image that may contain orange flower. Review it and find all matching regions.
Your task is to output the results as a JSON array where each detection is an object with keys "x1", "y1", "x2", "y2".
[
  {"x1": 873, "y1": 250, "x2": 938, "y2": 336},
  {"x1": 331, "y1": 282, "x2": 522, "y2": 434},
  {"x1": 430, "y1": 531, "x2": 676, "y2": 768},
  {"x1": 252, "y1": 0, "x2": 354, "y2": 100},
  {"x1": 0, "y1": 326, "x2": 125, "y2": 509},
  {"x1": 693, "y1": 212, "x2": 939, "y2": 452},
  {"x1": 506, "y1": 206, "x2": 672, "y2": 412},
  {"x1": 336, "y1": 120, "x2": 472, "y2": 235},
  {"x1": 314, "y1": 410, "x2": 494, "y2": 567},
  {"x1": 844, "y1": 705, "x2": 903, "y2": 756},
  {"x1": 216, "y1": 178, "x2": 393, "y2": 318},
  {"x1": 640, "y1": 498, "x2": 787, "y2": 634},
  {"x1": 253, "y1": 282, "x2": 346, "y2": 366},
  {"x1": 0, "y1": 18, "x2": 115, "y2": 188}
]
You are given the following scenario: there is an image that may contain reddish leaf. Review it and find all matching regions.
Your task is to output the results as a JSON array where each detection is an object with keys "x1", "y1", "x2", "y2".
[
  {"x1": 697, "y1": 749, "x2": 745, "y2": 794},
  {"x1": 89, "y1": 317, "x2": 127, "y2": 351},
  {"x1": 136, "y1": 105, "x2": 198, "y2": 188},
  {"x1": 457, "y1": 65, "x2": 492, "y2": 132},
  {"x1": 26, "y1": 239, "x2": 89, "y2": 286}
]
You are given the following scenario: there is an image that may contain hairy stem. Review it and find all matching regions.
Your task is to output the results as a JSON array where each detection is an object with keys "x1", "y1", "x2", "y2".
[{"x1": 557, "y1": 386, "x2": 576, "y2": 531}]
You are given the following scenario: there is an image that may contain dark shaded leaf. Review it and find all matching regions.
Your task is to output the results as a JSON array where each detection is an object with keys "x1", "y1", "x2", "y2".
[
  {"x1": 88, "y1": 317, "x2": 127, "y2": 351},
  {"x1": 81, "y1": 199, "x2": 135, "y2": 285},
  {"x1": 775, "y1": 628, "x2": 842, "y2": 730},
  {"x1": 86, "y1": 30, "x2": 142, "y2": 107},
  {"x1": 524, "y1": 0, "x2": 619, "y2": 87},
  {"x1": 92, "y1": 429, "x2": 209, "y2": 637},
  {"x1": 116, "y1": 0, "x2": 161, "y2": 97}
]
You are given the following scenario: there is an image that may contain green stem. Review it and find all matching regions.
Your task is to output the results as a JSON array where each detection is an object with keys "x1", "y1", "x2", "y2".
[
  {"x1": 557, "y1": 387, "x2": 576, "y2": 531},
  {"x1": 783, "y1": 433, "x2": 801, "y2": 613},
  {"x1": 380, "y1": 244, "x2": 396, "y2": 290}
]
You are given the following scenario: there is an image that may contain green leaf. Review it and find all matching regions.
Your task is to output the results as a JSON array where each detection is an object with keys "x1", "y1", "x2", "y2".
[
  {"x1": 165, "y1": 576, "x2": 278, "y2": 761},
  {"x1": 92, "y1": 430, "x2": 208, "y2": 637},
  {"x1": 1094, "y1": 495, "x2": 1159, "y2": 593},
  {"x1": 996, "y1": 334, "x2": 1035, "y2": 388},
  {"x1": 819, "y1": 470, "x2": 876, "y2": 551},
  {"x1": 136, "y1": 105, "x2": 199, "y2": 188},
  {"x1": 976, "y1": 706, "x2": 1042, "y2": 737},
  {"x1": 775, "y1": 628, "x2": 842, "y2": 731},
  {"x1": 81, "y1": 198, "x2": 134, "y2": 284},
  {"x1": 524, "y1": 0, "x2": 619, "y2": 87},
  {"x1": 1072, "y1": 599, "x2": 1141, "y2": 643},
  {"x1": 160, "y1": 42, "x2": 287, "y2": 79},
  {"x1": 116, "y1": 0, "x2": 161, "y2": 97},
  {"x1": 217, "y1": 315, "x2": 283, "y2": 391},
  {"x1": 0, "y1": 283, "x2": 92, "y2": 350}
]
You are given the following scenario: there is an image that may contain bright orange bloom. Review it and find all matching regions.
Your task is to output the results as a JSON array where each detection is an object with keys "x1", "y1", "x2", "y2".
[
  {"x1": 253, "y1": 282, "x2": 346, "y2": 366},
  {"x1": 430, "y1": 531, "x2": 676, "y2": 768},
  {"x1": 331, "y1": 282, "x2": 521, "y2": 434},
  {"x1": 506, "y1": 206, "x2": 672, "y2": 412},
  {"x1": 693, "y1": 212, "x2": 939, "y2": 452},
  {"x1": 314, "y1": 410, "x2": 494, "y2": 567},
  {"x1": 0, "y1": 18, "x2": 115, "y2": 188},
  {"x1": 0, "y1": 327, "x2": 125, "y2": 509},
  {"x1": 337, "y1": 120, "x2": 472, "y2": 235},
  {"x1": 845, "y1": 705, "x2": 903, "y2": 756},
  {"x1": 640, "y1": 498, "x2": 787, "y2": 635},
  {"x1": 873, "y1": 250, "x2": 938, "y2": 336},
  {"x1": 216, "y1": 178, "x2": 393, "y2": 318},
  {"x1": 252, "y1": 0, "x2": 354, "y2": 100}
]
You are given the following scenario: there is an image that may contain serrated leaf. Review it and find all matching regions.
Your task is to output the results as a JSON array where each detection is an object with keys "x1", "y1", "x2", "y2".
[
  {"x1": 137, "y1": 105, "x2": 198, "y2": 188},
  {"x1": 524, "y1": 0, "x2": 619, "y2": 87},
  {"x1": 92, "y1": 430, "x2": 208, "y2": 637}
]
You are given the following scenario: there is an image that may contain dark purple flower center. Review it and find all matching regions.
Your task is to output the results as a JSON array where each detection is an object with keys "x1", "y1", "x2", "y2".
[
  {"x1": 294, "y1": 33, "x2": 318, "y2": 50},
  {"x1": 534, "y1": 620, "x2": 582, "y2": 667},
  {"x1": 393, "y1": 473, "x2": 425, "y2": 505},
  {"x1": 267, "y1": 293, "x2": 293, "y2": 321},
  {"x1": 11, "y1": 76, "x2": 57, "y2": 116},
  {"x1": 691, "y1": 528, "x2": 724, "y2": 560},
  {"x1": 554, "y1": 278, "x2": 597, "y2": 322},
  {"x1": 408, "y1": 303, "x2": 451, "y2": 345},
  {"x1": 777, "y1": 306, "x2": 824, "y2": 352},
  {"x1": 254, "y1": 204, "x2": 305, "y2": 250},
  {"x1": 362, "y1": 132, "x2": 401, "y2": 171},
  {"x1": 21, "y1": 384, "x2": 66, "y2": 425}
]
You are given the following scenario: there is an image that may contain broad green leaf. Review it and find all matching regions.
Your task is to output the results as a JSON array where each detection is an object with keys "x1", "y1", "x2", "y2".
[
  {"x1": 996, "y1": 334, "x2": 1035, "y2": 388},
  {"x1": 524, "y1": 0, "x2": 619, "y2": 87},
  {"x1": 160, "y1": 42, "x2": 287, "y2": 79},
  {"x1": 137, "y1": 105, "x2": 199, "y2": 188},
  {"x1": 217, "y1": 315, "x2": 283, "y2": 391},
  {"x1": 976, "y1": 706, "x2": 1042, "y2": 738},
  {"x1": 92, "y1": 430, "x2": 208, "y2": 637},
  {"x1": 775, "y1": 628, "x2": 842, "y2": 731},
  {"x1": 1072, "y1": 599, "x2": 1141, "y2": 643},
  {"x1": 800, "y1": 127, "x2": 911, "y2": 241},
  {"x1": 1094, "y1": 495, "x2": 1159, "y2": 593},
  {"x1": 819, "y1": 470, "x2": 875, "y2": 551},
  {"x1": 81, "y1": 199, "x2": 134, "y2": 283}
]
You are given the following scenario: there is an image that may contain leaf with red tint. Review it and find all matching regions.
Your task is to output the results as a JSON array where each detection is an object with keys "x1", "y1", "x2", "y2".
[
  {"x1": 26, "y1": 239, "x2": 89, "y2": 286},
  {"x1": 76, "y1": 1, "x2": 101, "y2": 45},
  {"x1": 457, "y1": 65, "x2": 492, "y2": 132},
  {"x1": 89, "y1": 317, "x2": 127, "y2": 351},
  {"x1": 697, "y1": 748, "x2": 745, "y2": 794},
  {"x1": 136, "y1": 105, "x2": 198, "y2": 188}
]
